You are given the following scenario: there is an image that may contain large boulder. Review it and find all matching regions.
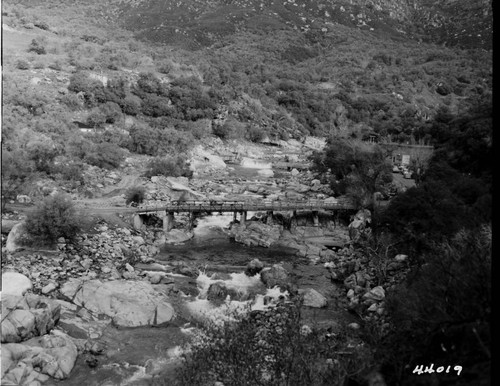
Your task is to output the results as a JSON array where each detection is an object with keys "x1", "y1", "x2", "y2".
[
  {"x1": 1, "y1": 330, "x2": 78, "y2": 383},
  {"x1": 245, "y1": 259, "x2": 264, "y2": 276},
  {"x1": 2, "y1": 294, "x2": 61, "y2": 343},
  {"x1": 363, "y1": 286, "x2": 385, "y2": 303},
  {"x1": 2, "y1": 272, "x2": 32, "y2": 296},
  {"x1": 348, "y1": 209, "x2": 371, "y2": 241},
  {"x1": 298, "y1": 288, "x2": 327, "y2": 308},
  {"x1": 59, "y1": 279, "x2": 175, "y2": 327},
  {"x1": 230, "y1": 222, "x2": 282, "y2": 248},
  {"x1": 206, "y1": 282, "x2": 241, "y2": 305},
  {"x1": 5, "y1": 222, "x2": 27, "y2": 252},
  {"x1": 260, "y1": 264, "x2": 290, "y2": 289},
  {"x1": 189, "y1": 145, "x2": 227, "y2": 172},
  {"x1": 1, "y1": 219, "x2": 20, "y2": 234},
  {"x1": 165, "y1": 177, "x2": 205, "y2": 200}
]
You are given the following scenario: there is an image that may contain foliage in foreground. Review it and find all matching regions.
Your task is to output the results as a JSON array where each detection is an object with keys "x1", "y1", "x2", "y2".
[
  {"x1": 24, "y1": 193, "x2": 82, "y2": 245},
  {"x1": 163, "y1": 301, "x2": 374, "y2": 386},
  {"x1": 379, "y1": 226, "x2": 491, "y2": 385}
]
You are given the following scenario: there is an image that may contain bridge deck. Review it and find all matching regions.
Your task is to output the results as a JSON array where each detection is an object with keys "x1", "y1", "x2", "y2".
[{"x1": 135, "y1": 199, "x2": 355, "y2": 214}]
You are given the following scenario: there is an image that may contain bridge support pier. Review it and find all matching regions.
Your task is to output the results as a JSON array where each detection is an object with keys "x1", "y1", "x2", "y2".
[
  {"x1": 133, "y1": 214, "x2": 145, "y2": 230},
  {"x1": 233, "y1": 211, "x2": 237, "y2": 222},
  {"x1": 163, "y1": 212, "x2": 175, "y2": 232},
  {"x1": 312, "y1": 211, "x2": 319, "y2": 227},
  {"x1": 188, "y1": 212, "x2": 196, "y2": 230},
  {"x1": 266, "y1": 211, "x2": 273, "y2": 225},
  {"x1": 240, "y1": 211, "x2": 247, "y2": 226}
]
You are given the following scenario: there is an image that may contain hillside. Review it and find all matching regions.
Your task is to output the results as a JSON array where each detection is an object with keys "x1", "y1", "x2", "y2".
[
  {"x1": 69, "y1": 0, "x2": 490, "y2": 50},
  {"x1": 1, "y1": 0, "x2": 492, "y2": 200}
]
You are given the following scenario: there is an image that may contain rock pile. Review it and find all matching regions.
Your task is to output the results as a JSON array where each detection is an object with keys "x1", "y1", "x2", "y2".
[
  {"x1": 323, "y1": 245, "x2": 410, "y2": 325},
  {"x1": 1, "y1": 227, "x2": 163, "y2": 294},
  {"x1": 1, "y1": 279, "x2": 78, "y2": 385}
]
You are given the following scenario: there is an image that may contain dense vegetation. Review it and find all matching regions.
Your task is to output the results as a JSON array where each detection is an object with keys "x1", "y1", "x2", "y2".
[
  {"x1": 168, "y1": 301, "x2": 375, "y2": 386},
  {"x1": 310, "y1": 139, "x2": 393, "y2": 207},
  {"x1": 370, "y1": 101, "x2": 491, "y2": 384}
]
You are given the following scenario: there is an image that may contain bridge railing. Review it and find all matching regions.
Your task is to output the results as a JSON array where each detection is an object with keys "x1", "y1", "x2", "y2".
[{"x1": 135, "y1": 198, "x2": 355, "y2": 214}]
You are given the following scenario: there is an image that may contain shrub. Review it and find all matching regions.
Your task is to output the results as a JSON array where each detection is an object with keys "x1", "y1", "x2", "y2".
[
  {"x1": 24, "y1": 193, "x2": 82, "y2": 245},
  {"x1": 33, "y1": 62, "x2": 45, "y2": 69},
  {"x1": 212, "y1": 122, "x2": 233, "y2": 139},
  {"x1": 84, "y1": 142, "x2": 125, "y2": 169},
  {"x1": 28, "y1": 39, "x2": 46, "y2": 55},
  {"x1": 60, "y1": 93, "x2": 83, "y2": 110},
  {"x1": 140, "y1": 94, "x2": 174, "y2": 117},
  {"x1": 157, "y1": 61, "x2": 173, "y2": 74},
  {"x1": 51, "y1": 162, "x2": 85, "y2": 183},
  {"x1": 381, "y1": 226, "x2": 491, "y2": 385},
  {"x1": 144, "y1": 156, "x2": 192, "y2": 178},
  {"x1": 99, "y1": 101, "x2": 122, "y2": 123},
  {"x1": 245, "y1": 124, "x2": 266, "y2": 142},
  {"x1": 169, "y1": 301, "x2": 374, "y2": 386},
  {"x1": 128, "y1": 125, "x2": 193, "y2": 156},
  {"x1": 26, "y1": 138, "x2": 60, "y2": 174},
  {"x1": 176, "y1": 119, "x2": 211, "y2": 140},
  {"x1": 120, "y1": 95, "x2": 141, "y2": 115},
  {"x1": 68, "y1": 71, "x2": 106, "y2": 104},
  {"x1": 86, "y1": 109, "x2": 107, "y2": 128},
  {"x1": 16, "y1": 59, "x2": 30, "y2": 70},
  {"x1": 34, "y1": 21, "x2": 49, "y2": 30},
  {"x1": 136, "y1": 72, "x2": 161, "y2": 94},
  {"x1": 125, "y1": 186, "x2": 146, "y2": 206}
]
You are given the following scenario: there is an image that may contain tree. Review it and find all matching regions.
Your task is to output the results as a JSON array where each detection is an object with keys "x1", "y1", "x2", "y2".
[
  {"x1": 311, "y1": 138, "x2": 392, "y2": 208},
  {"x1": 26, "y1": 137, "x2": 60, "y2": 173},
  {"x1": 99, "y1": 101, "x2": 122, "y2": 124},
  {"x1": 136, "y1": 72, "x2": 161, "y2": 94},
  {"x1": 86, "y1": 109, "x2": 107, "y2": 128},
  {"x1": 125, "y1": 186, "x2": 146, "y2": 206},
  {"x1": 28, "y1": 38, "x2": 46, "y2": 54},
  {"x1": 68, "y1": 72, "x2": 106, "y2": 107},
  {"x1": 1, "y1": 148, "x2": 35, "y2": 210},
  {"x1": 24, "y1": 193, "x2": 82, "y2": 244}
]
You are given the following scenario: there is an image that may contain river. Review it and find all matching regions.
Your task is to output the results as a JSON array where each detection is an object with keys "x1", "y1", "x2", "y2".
[
  {"x1": 55, "y1": 214, "x2": 309, "y2": 386},
  {"x1": 50, "y1": 161, "x2": 356, "y2": 385}
]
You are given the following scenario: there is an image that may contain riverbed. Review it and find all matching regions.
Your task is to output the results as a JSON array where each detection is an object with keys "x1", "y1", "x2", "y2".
[
  {"x1": 56, "y1": 210, "x2": 355, "y2": 386},
  {"x1": 44, "y1": 154, "x2": 357, "y2": 385}
]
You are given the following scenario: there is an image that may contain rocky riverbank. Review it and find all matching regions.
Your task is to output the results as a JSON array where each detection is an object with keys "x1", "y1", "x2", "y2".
[{"x1": 1, "y1": 138, "x2": 409, "y2": 385}]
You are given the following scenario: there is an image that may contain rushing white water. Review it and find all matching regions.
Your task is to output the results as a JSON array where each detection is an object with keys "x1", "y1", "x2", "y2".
[
  {"x1": 196, "y1": 271, "x2": 262, "y2": 297},
  {"x1": 193, "y1": 213, "x2": 233, "y2": 237},
  {"x1": 186, "y1": 270, "x2": 289, "y2": 325},
  {"x1": 240, "y1": 157, "x2": 272, "y2": 169}
]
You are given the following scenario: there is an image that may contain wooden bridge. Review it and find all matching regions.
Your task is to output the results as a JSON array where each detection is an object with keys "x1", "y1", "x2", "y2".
[{"x1": 133, "y1": 198, "x2": 356, "y2": 232}]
